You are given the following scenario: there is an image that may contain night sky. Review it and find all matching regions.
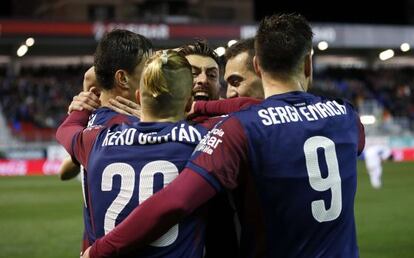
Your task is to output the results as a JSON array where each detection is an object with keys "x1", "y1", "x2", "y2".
[{"x1": 254, "y1": 0, "x2": 413, "y2": 25}]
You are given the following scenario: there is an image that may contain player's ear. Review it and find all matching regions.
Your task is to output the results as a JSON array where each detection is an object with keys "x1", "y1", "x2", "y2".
[
  {"x1": 253, "y1": 56, "x2": 262, "y2": 78},
  {"x1": 135, "y1": 89, "x2": 141, "y2": 105},
  {"x1": 115, "y1": 70, "x2": 130, "y2": 90}
]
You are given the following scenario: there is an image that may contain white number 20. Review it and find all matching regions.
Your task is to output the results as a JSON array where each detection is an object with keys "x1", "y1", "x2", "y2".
[
  {"x1": 304, "y1": 136, "x2": 342, "y2": 223},
  {"x1": 101, "y1": 160, "x2": 179, "y2": 246}
]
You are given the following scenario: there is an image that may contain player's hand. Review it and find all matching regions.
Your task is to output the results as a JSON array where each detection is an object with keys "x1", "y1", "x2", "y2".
[
  {"x1": 68, "y1": 87, "x2": 101, "y2": 114},
  {"x1": 81, "y1": 247, "x2": 91, "y2": 258},
  {"x1": 108, "y1": 96, "x2": 141, "y2": 118},
  {"x1": 185, "y1": 101, "x2": 197, "y2": 118}
]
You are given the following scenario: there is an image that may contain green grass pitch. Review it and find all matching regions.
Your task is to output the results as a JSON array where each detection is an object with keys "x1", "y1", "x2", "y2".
[{"x1": 0, "y1": 161, "x2": 413, "y2": 257}]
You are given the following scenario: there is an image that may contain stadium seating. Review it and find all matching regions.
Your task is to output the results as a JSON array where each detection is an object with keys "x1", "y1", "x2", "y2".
[
  {"x1": 0, "y1": 65, "x2": 86, "y2": 141},
  {"x1": 1, "y1": 65, "x2": 414, "y2": 142}
]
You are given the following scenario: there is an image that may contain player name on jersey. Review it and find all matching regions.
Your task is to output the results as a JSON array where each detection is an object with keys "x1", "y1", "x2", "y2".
[
  {"x1": 258, "y1": 100, "x2": 347, "y2": 126},
  {"x1": 101, "y1": 123, "x2": 203, "y2": 146}
]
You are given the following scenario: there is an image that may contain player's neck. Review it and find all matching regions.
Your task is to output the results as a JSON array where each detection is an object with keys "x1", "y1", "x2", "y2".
[
  {"x1": 262, "y1": 75, "x2": 306, "y2": 99},
  {"x1": 99, "y1": 90, "x2": 132, "y2": 108},
  {"x1": 140, "y1": 108, "x2": 185, "y2": 123},
  {"x1": 98, "y1": 92, "x2": 111, "y2": 107}
]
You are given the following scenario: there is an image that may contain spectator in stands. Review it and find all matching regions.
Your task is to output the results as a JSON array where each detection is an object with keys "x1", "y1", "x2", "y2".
[{"x1": 0, "y1": 65, "x2": 86, "y2": 141}]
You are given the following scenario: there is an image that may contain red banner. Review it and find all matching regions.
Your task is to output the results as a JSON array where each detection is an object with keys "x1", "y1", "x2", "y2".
[
  {"x1": 392, "y1": 148, "x2": 414, "y2": 162},
  {"x1": 0, "y1": 159, "x2": 61, "y2": 176},
  {"x1": 0, "y1": 20, "x2": 93, "y2": 36},
  {"x1": 0, "y1": 20, "x2": 244, "y2": 40}
]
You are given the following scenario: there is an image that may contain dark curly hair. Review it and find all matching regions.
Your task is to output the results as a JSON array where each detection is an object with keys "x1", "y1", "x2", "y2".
[{"x1": 178, "y1": 40, "x2": 220, "y2": 67}]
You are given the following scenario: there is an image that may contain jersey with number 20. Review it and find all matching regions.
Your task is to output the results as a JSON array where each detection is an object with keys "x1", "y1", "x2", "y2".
[{"x1": 75, "y1": 119, "x2": 210, "y2": 258}]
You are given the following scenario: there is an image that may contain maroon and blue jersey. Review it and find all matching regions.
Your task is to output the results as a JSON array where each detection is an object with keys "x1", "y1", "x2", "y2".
[
  {"x1": 64, "y1": 113, "x2": 212, "y2": 257},
  {"x1": 188, "y1": 91, "x2": 364, "y2": 257},
  {"x1": 80, "y1": 107, "x2": 139, "y2": 251}
]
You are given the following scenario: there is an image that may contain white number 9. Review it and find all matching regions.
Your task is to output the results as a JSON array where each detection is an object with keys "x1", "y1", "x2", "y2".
[{"x1": 304, "y1": 136, "x2": 342, "y2": 223}]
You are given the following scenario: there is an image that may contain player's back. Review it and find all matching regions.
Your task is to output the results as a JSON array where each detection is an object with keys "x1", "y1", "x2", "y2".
[
  {"x1": 234, "y1": 91, "x2": 361, "y2": 257},
  {"x1": 81, "y1": 107, "x2": 138, "y2": 248},
  {"x1": 85, "y1": 120, "x2": 208, "y2": 258}
]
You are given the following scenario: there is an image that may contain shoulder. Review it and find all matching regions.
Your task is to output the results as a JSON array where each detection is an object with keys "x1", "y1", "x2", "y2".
[
  {"x1": 91, "y1": 108, "x2": 137, "y2": 125},
  {"x1": 196, "y1": 116, "x2": 227, "y2": 130}
]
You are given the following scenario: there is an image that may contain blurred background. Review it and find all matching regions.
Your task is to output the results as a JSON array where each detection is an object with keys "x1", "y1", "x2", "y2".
[{"x1": 0, "y1": 1, "x2": 413, "y2": 257}]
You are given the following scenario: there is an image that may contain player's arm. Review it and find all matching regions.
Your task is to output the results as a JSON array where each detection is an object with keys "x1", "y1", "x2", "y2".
[
  {"x1": 87, "y1": 169, "x2": 218, "y2": 258},
  {"x1": 356, "y1": 115, "x2": 365, "y2": 155},
  {"x1": 58, "y1": 156, "x2": 80, "y2": 180},
  {"x1": 56, "y1": 109, "x2": 103, "y2": 167},
  {"x1": 56, "y1": 110, "x2": 91, "y2": 156},
  {"x1": 191, "y1": 97, "x2": 262, "y2": 116},
  {"x1": 58, "y1": 87, "x2": 101, "y2": 179}
]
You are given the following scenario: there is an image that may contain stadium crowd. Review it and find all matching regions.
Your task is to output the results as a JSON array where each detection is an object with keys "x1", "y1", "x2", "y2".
[
  {"x1": 0, "y1": 65, "x2": 85, "y2": 140},
  {"x1": 312, "y1": 67, "x2": 414, "y2": 119},
  {"x1": 1, "y1": 64, "x2": 414, "y2": 141}
]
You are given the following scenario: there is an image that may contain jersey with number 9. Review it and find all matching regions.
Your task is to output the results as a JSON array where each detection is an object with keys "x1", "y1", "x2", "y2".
[{"x1": 187, "y1": 91, "x2": 364, "y2": 257}]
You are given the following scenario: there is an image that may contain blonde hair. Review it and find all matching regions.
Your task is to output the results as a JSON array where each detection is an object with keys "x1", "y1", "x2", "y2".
[{"x1": 142, "y1": 50, "x2": 192, "y2": 98}]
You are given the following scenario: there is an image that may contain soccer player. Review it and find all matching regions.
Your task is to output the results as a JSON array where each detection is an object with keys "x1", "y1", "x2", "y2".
[
  {"x1": 179, "y1": 40, "x2": 241, "y2": 258},
  {"x1": 58, "y1": 29, "x2": 153, "y2": 253},
  {"x1": 58, "y1": 30, "x2": 153, "y2": 181},
  {"x1": 179, "y1": 40, "x2": 221, "y2": 101},
  {"x1": 57, "y1": 50, "x2": 222, "y2": 257},
  {"x1": 84, "y1": 13, "x2": 365, "y2": 258},
  {"x1": 363, "y1": 144, "x2": 392, "y2": 189},
  {"x1": 225, "y1": 38, "x2": 264, "y2": 99}
]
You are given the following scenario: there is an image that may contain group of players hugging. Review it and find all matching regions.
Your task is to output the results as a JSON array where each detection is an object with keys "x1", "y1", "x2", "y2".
[{"x1": 56, "y1": 13, "x2": 365, "y2": 258}]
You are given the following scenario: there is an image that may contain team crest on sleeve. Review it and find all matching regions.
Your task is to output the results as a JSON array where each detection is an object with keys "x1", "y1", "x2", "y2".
[
  {"x1": 87, "y1": 113, "x2": 97, "y2": 127},
  {"x1": 84, "y1": 125, "x2": 104, "y2": 132}
]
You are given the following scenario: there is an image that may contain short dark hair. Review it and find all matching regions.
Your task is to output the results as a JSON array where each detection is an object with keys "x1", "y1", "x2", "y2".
[
  {"x1": 225, "y1": 38, "x2": 255, "y2": 72},
  {"x1": 178, "y1": 40, "x2": 220, "y2": 67},
  {"x1": 94, "y1": 29, "x2": 153, "y2": 90},
  {"x1": 255, "y1": 13, "x2": 313, "y2": 76}
]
